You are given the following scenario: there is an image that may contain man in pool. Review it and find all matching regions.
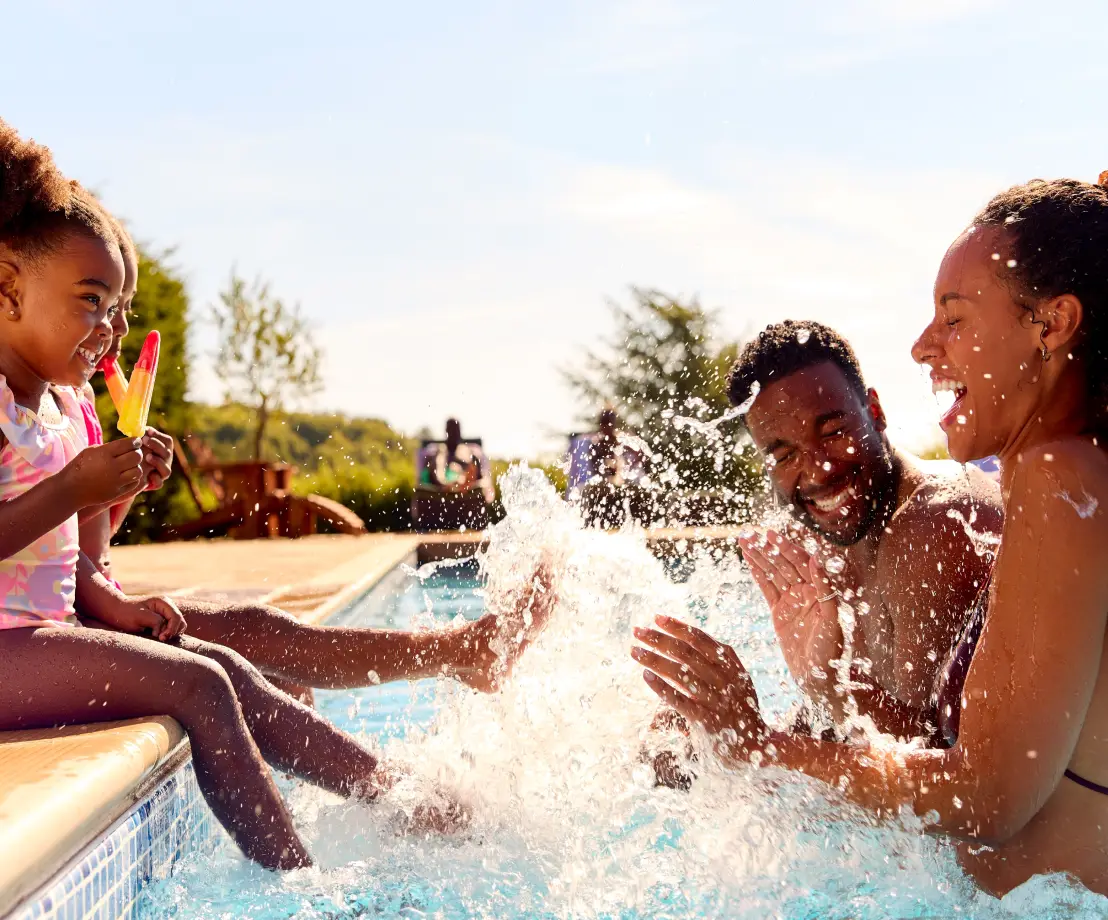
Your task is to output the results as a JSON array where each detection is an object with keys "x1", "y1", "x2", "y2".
[{"x1": 649, "y1": 321, "x2": 1001, "y2": 782}]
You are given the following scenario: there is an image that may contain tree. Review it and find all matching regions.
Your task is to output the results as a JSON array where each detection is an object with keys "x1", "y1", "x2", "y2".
[
  {"x1": 563, "y1": 288, "x2": 761, "y2": 521},
  {"x1": 210, "y1": 273, "x2": 323, "y2": 459},
  {"x1": 92, "y1": 245, "x2": 195, "y2": 543}
]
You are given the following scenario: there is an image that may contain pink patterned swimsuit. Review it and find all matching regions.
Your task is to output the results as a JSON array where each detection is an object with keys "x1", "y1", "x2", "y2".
[{"x1": 0, "y1": 378, "x2": 88, "y2": 629}]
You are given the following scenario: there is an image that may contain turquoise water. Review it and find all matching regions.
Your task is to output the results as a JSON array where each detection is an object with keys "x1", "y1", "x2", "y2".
[{"x1": 142, "y1": 470, "x2": 1108, "y2": 920}]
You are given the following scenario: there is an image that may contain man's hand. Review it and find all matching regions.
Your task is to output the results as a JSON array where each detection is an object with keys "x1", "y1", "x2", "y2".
[
  {"x1": 61, "y1": 439, "x2": 144, "y2": 508},
  {"x1": 140, "y1": 428, "x2": 174, "y2": 491},
  {"x1": 632, "y1": 615, "x2": 768, "y2": 757},
  {"x1": 95, "y1": 594, "x2": 187, "y2": 642},
  {"x1": 739, "y1": 529, "x2": 846, "y2": 701}
]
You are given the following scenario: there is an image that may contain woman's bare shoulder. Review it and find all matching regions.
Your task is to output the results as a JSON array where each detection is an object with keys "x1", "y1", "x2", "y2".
[{"x1": 1008, "y1": 438, "x2": 1108, "y2": 513}]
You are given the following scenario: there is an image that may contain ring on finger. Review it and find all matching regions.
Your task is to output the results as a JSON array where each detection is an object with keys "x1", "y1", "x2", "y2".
[{"x1": 817, "y1": 590, "x2": 840, "y2": 603}]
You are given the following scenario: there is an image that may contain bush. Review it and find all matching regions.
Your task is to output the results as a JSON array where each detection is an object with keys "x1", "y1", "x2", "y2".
[{"x1": 293, "y1": 464, "x2": 416, "y2": 532}]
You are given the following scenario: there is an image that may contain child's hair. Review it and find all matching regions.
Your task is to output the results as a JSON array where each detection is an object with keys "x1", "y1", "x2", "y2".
[
  {"x1": 113, "y1": 216, "x2": 137, "y2": 271},
  {"x1": 0, "y1": 119, "x2": 117, "y2": 261}
]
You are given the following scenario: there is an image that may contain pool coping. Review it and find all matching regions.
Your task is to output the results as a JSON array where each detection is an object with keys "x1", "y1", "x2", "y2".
[{"x1": 0, "y1": 719, "x2": 187, "y2": 918}]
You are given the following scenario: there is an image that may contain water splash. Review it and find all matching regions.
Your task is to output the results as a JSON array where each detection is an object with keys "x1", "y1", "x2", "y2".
[
  {"x1": 143, "y1": 466, "x2": 1105, "y2": 919},
  {"x1": 946, "y1": 508, "x2": 1001, "y2": 558},
  {"x1": 1058, "y1": 488, "x2": 1098, "y2": 519}
]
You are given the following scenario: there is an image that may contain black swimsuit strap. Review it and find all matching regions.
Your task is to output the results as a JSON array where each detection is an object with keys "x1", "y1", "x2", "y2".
[{"x1": 1064, "y1": 768, "x2": 1108, "y2": 796}]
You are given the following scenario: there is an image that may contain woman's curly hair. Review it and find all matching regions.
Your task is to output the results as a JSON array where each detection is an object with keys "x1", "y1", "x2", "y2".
[
  {"x1": 973, "y1": 176, "x2": 1108, "y2": 435},
  {"x1": 0, "y1": 118, "x2": 116, "y2": 259}
]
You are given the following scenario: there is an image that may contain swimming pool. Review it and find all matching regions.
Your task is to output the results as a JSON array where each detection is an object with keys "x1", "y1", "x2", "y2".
[{"x1": 139, "y1": 469, "x2": 1105, "y2": 919}]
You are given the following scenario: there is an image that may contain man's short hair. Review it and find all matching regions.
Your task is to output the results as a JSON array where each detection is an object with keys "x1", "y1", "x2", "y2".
[{"x1": 727, "y1": 320, "x2": 868, "y2": 409}]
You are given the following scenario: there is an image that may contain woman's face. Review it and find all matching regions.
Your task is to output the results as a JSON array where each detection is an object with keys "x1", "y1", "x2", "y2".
[
  {"x1": 11, "y1": 231, "x2": 123, "y2": 388},
  {"x1": 912, "y1": 226, "x2": 1045, "y2": 462}
]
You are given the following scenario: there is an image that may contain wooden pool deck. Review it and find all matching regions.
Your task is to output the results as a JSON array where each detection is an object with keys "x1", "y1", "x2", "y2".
[{"x1": 0, "y1": 527, "x2": 746, "y2": 916}]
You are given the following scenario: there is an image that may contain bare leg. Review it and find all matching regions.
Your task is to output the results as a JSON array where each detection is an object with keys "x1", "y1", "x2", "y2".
[
  {"x1": 176, "y1": 636, "x2": 381, "y2": 798},
  {"x1": 174, "y1": 566, "x2": 556, "y2": 693},
  {"x1": 176, "y1": 598, "x2": 476, "y2": 689},
  {"x1": 0, "y1": 626, "x2": 310, "y2": 869},
  {"x1": 267, "y1": 677, "x2": 315, "y2": 707}
]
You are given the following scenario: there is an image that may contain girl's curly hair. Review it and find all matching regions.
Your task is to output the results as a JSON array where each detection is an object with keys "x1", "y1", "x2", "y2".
[{"x1": 0, "y1": 119, "x2": 116, "y2": 260}]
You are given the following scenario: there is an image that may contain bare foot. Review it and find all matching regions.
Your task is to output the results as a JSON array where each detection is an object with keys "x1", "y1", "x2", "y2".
[{"x1": 456, "y1": 563, "x2": 557, "y2": 693}]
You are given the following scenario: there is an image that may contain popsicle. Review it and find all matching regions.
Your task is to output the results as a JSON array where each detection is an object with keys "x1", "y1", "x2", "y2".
[
  {"x1": 117, "y1": 331, "x2": 160, "y2": 438},
  {"x1": 101, "y1": 358, "x2": 129, "y2": 413}
]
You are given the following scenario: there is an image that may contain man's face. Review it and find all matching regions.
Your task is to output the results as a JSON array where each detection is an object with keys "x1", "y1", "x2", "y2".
[{"x1": 745, "y1": 361, "x2": 896, "y2": 546}]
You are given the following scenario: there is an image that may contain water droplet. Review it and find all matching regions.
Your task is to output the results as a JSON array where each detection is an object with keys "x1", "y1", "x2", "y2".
[
  {"x1": 796, "y1": 328, "x2": 811, "y2": 345},
  {"x1": 824, "y1": 555, "x2": 846, "y2": 576}
]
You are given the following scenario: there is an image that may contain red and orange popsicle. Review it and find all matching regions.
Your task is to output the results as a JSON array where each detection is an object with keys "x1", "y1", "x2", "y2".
[
  {"x1": 116, "y1": 331, "x2": 160, "y2": 438},
  {"x1": 101, "y1": 358, "x2": 129, "y2": 413}
]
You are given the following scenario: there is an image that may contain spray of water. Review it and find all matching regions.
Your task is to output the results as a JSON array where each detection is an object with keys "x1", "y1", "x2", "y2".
[{"x1": 146, "y1": 467, "x2": 1104, "y2": 919}]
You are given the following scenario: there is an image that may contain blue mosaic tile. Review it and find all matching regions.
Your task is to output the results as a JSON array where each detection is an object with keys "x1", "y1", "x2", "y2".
[{"x1": 10, "y1": 761, "x2": 217, "y2": 920}]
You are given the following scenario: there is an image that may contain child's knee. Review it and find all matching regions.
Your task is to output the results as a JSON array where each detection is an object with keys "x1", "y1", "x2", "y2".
[{"x1": 174, "y1": 654, "x2": 236, "y2": 715}]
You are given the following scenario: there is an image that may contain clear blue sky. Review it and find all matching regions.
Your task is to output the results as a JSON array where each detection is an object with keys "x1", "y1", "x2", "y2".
[{"x1": 8, "y1": 0, "x2": 1107, "y2": 456}]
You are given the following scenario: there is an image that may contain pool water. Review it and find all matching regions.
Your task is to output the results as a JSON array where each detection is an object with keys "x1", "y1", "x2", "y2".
[{"x1": 143, "y1": 468, "x2": 1108, "y2": 920}]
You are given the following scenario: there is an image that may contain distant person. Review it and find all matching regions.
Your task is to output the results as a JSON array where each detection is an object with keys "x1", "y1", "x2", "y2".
[
  {"x1": 421, "y1": 418, "x2": 494, "y2": 504},
  {"x1": 566, "y1": 408, "x2": 646, "y2": 497}
]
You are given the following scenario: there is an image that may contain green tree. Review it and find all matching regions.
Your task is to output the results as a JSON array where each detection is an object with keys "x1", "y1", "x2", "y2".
[
  {"x1": 211, "y1": 273, "x2": 323, "y2": 459},
  {"x1": 92, "y1": 245, "x2": 194, "y2": 543},
  {"x1": 564, "y1": 288, "x2": 760, "y2": 520}
]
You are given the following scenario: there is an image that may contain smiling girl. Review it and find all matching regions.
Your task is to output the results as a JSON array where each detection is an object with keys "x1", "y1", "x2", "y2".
[{"x1": 0, "y1": 119, "x2": 440, "y2": 870}]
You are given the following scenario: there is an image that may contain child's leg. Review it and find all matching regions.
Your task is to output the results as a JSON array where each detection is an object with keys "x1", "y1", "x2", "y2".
[
  {"x1": 175, "y1": 636, "x2": 383, "y2": 798},
  {"x1": 0, "y1": 627, "x2": 310, "y2": 869},
  {"x1": 175, "y1": 598, "x2": 458, "y2": 689},
  {"x1": 176, "y1": 566, "x2": 555, "y2": 693}
]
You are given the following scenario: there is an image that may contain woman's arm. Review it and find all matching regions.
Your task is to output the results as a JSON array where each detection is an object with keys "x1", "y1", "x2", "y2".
[{"x1": 636, "y1": 443, "x2": 1108, "y2": 843}]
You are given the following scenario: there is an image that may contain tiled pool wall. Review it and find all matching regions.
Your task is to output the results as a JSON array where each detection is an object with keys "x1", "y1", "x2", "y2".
[
  {"x1": 11, "y1": 760, "x2": 217, "y2": 920},
  {"x1": 6, "y1": 553, "x2": 475, "y2": 920}
]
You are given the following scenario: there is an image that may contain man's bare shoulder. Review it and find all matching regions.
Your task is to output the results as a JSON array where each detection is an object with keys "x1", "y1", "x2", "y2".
[
  {"x1": 890, "y1": 458, "x2": 1003, "y2": 540},
  {"x1": 877, "y1": 458, "x2": 1000, "y2": 597}
]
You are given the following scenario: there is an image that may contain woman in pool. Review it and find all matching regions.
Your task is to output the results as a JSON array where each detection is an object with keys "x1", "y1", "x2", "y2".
[{"x1": 632, "y1": 174, "x2": 1108, "y2": 895}]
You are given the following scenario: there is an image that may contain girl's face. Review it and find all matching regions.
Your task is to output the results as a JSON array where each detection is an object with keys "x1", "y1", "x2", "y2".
[
  {"x1": 101, "y1": 251, "x2": 136, "y2": 366},
  {"x1": 911, "y1": 226, "x2": 1046, "y2": 462},
  {"x1": 3, "y1": 231, "x2": 123, "y2": 388}
]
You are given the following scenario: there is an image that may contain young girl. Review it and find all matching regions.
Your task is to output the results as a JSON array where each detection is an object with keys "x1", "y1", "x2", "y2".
[
  {"x1": 0, "y1": 119, "x2": 433, "y2": 870},
  {"x1": 80, "y1": 219, "x2": 553, "y2": 698}
]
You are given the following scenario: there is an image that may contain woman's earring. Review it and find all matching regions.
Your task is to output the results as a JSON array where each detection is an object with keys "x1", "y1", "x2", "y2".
[{"x1": 1041, "y1": 345, "x2": 1052, "y2": 363}]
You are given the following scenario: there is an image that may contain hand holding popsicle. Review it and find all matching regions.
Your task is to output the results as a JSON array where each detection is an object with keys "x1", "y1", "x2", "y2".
[{"x1": 117, "y1": 331, "x2": 160, "y2": 439}]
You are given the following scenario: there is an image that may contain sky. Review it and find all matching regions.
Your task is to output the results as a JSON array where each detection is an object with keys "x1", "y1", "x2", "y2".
[{"x1": 6, "y1": 0, "x2": 1108, "y2": 457}]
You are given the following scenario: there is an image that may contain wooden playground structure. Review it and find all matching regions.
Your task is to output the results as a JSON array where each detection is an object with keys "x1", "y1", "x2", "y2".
[{"x1": 165, "y1": 435, "x2": 367, "y2": 541}]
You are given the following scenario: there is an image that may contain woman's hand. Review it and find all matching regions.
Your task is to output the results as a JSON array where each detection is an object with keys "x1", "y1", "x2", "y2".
[
  {"x1": 97, "y1": 594, "x2": 187, "y2": 642},
  {"x1": 632, "y1": 615, "x2": 769, "y2": 757}
]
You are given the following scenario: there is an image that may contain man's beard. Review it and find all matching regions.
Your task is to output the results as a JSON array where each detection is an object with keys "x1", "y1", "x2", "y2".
[{"x1": 793, "y1": 448, "x2": 901, "y2": 548}]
